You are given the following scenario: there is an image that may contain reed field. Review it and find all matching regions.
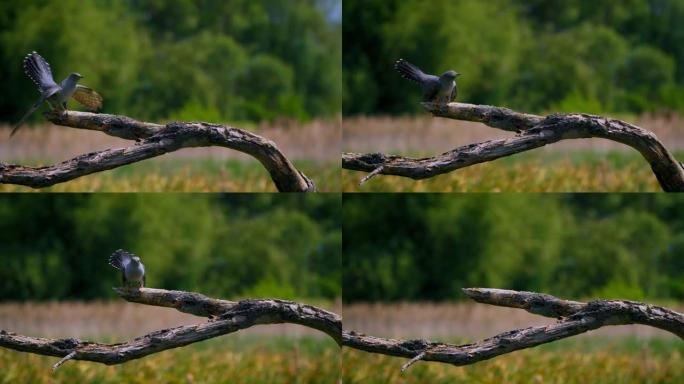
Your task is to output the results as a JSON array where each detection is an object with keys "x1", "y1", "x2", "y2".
[
  {"x1": 342, "y1": 302, "x2": 684, "y2": 383},
  {"x1": 0, "y1": 301, "x2": 341, "y2": 383},
  {"x1": 343, "y1": 114, "x2": 684, "y2": 192}
]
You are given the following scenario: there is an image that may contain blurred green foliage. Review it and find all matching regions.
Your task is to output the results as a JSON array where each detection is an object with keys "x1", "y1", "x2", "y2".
[
  {"x1": 343, "y1": 0, "x2": 684, "y2": 116},
  {"x1": 343, "y1": 194, "x2": 684, "y2": 302},
  {"x1": 0, "y1": 194, "x2": 341, "y2": 301},
  {"x1": 0, "y1": 0, "x2": 341, "y2": 124}
]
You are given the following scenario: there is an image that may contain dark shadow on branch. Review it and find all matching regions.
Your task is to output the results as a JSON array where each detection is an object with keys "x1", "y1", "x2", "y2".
[
  {"x1": 342, "y1": 102, "x2": 684, "y2": 191},
  {"x1": 0, "y1": 111, "x2": 315, "y2": 192}
]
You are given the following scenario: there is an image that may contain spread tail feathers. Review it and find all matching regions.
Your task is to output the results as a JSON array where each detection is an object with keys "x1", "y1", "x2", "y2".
[
  {"x1": 395, "y1": 59, "x2": 427, "y2": 83},
  {"x1": 23, "y1": 51, "x2": 57, "y2": 92},
  {"x1": 109, "y1": 249, "x2": 134, "y2": 270}
]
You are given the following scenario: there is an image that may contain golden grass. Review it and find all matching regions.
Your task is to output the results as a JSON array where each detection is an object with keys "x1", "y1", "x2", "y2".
[
  {"x1": 1, "y1": 340, "x2": 340, "y2": 384},
  {"x1": 343, "y1": 346, "x2": 683, "y2": 384}
]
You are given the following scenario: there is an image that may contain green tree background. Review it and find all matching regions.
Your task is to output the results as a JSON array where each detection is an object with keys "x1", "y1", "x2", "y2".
[
  {"x1": 344, "y1": 194, "x2": 684, "y2": 303},
  {"x1": 343, "y1": 0, "x2": 684, "y2": 116},
  {"x1": 0, "y1": 194, "x2": 341, "y2": 301},
  {"x1": 0, "y1": 0, "x2": 341, "y2": 124}
]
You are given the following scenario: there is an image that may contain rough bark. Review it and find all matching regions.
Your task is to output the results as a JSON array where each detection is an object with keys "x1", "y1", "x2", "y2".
[
  {"x1": 0, "y1": 111, "x2": 315, "y2": 192},
  {"x1": 4, "y1": 288, "x2": 680, "y2": 371},
  {"x1": 0, "y1": 288, "x2": 341, "y2": 369},
  {"x1": 342, "y1": 288, "x2": 684, "y2": 371},
  {"x1": 342, "y1": 102, "x2": 684, "y2": 191}
]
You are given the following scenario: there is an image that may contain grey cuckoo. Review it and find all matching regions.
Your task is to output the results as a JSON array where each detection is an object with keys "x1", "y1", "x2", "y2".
[
  {"x1": 109, "y1": 249, "x2": 146, "y2": 288},
  {"x1": 11, "y1": 51, "x2": 103, "y2": 137},
  {"x1": 394, "y1": 59, "x2": 460, "y2": 103}
]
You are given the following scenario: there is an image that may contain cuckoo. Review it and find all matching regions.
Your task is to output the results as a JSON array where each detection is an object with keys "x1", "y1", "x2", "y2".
[
  {"x1": 109, "y1": 249, "x2": 146, "y2": 288},
  {"x1": 395, "y1": 59, "x2": 460, "y2": 104},
  {"x1": 11, "y1": 51, "x2": 103, "y2": 137}
]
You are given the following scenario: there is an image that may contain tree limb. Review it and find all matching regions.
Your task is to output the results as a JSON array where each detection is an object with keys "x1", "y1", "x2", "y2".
[
  {"x1": 0, "y1": 111, "x2": 315, "y2": 192},
  {"x1": 5, "y1": 287, "x2": 681, "y2": 371},
  {"x1": 342, "y1": 288, "x2": 684, "y2": 370},
  {"x1": 342, "y1": 102, "x2": 684, "y2": 192},
  {"x1": 0, "y1": 288, "x2": 341, "y2": 368}
]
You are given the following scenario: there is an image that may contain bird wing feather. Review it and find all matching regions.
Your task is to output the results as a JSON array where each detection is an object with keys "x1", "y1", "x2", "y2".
[{"x1": 73, "y1": 85, "x2": 103, "y2": 111}]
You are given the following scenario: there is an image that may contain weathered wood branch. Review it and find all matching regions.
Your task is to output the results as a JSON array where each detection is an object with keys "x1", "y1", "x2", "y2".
[
  {"x1": 5, "y1": 287, "x2": 680, "y2": 371},
  {"x1": 0, "y1": 288, "x2": 341, "y2": 369},
  {"x1": 0, "y1": 111, "x2": 315, "y2": 192},
  {"x1": 342, "y1": 288, "x2": 684, "y2": 370},
  {"x1": 342, "y1": 102, "x2": 684, "y2": 191}
]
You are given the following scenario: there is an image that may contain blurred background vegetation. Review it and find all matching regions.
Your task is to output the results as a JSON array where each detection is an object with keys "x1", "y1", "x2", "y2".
[
  {"x1": 0, "y1": 0, "x2": 341, "y2": 124},
  {"x1": 343, "y1": 0, "x2": 684, "y2": 116},
  {"x1": 0, "y1": 193, "x2": 341, "y2": 301},
  {"x1": 344, "y1": 193, "x2": 684, "y2": 302}
]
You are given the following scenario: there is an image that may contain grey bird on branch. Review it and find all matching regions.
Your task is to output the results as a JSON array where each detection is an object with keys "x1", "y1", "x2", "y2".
[
  {"x1": 109, "y1": 249, "x2": 146, "y2": 288},
  {"x1": 395, "y1": 58, "x2": 460, "y2": 104},
  {"x1": 11, "y1": 51, "x2": 103, "y2": 137}
]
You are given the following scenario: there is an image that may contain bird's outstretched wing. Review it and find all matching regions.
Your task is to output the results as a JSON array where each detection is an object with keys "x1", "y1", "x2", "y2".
[
  {"x1": 109, "y1": 249, "x2": 134, "y2": 270},
  {"x1": 395, "y1": 59, "x2": 429, "y2": 84},
  {"x1": 23, "y1": 52, "x2": 59, "y2": 94},
  {"x1": 73, "y1": 85, "x2": 103, "y2": 111}
]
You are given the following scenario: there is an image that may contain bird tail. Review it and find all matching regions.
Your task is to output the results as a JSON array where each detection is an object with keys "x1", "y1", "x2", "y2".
[
  {"x1": 395, "y1": 59, "x2": 426, "y2": 83},
  {"x1": 23, "y1": 52, "x2": 55, "y2": 92},
  {"x1": 109, "y1": 249, "x2": 132, "y2": 270},
  {"x1": 10, "y1": 96, "x2": 45, "y2": 137}
]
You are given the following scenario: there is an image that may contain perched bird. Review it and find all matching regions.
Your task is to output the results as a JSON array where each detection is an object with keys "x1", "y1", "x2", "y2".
[
  {"x1": 394, "y1": 58, "x2": 460, "y2": 104},
  {"x1": 109, "y1": 249, "x2": 146, "y2": 288},
  {"x1": 11, "y1": 51, "x2": 103, "y2": 137}
]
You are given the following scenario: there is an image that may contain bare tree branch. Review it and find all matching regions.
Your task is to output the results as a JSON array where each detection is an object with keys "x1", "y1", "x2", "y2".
[
  {"x1": 0, "y1": 288, "x2": 341, "y2": 369},
  {"x1": 342, "y1": 288, "x2": 684, "y2": 370},
  {"x1": 343, "y1": 102, "x2": 684, "y2": 191},
  {"x1": 0, "y1": 111, "x2": 315, "y2": 192},
  {"x1": 5, "y1": 287, "x2": 680, "y2": 371}
]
